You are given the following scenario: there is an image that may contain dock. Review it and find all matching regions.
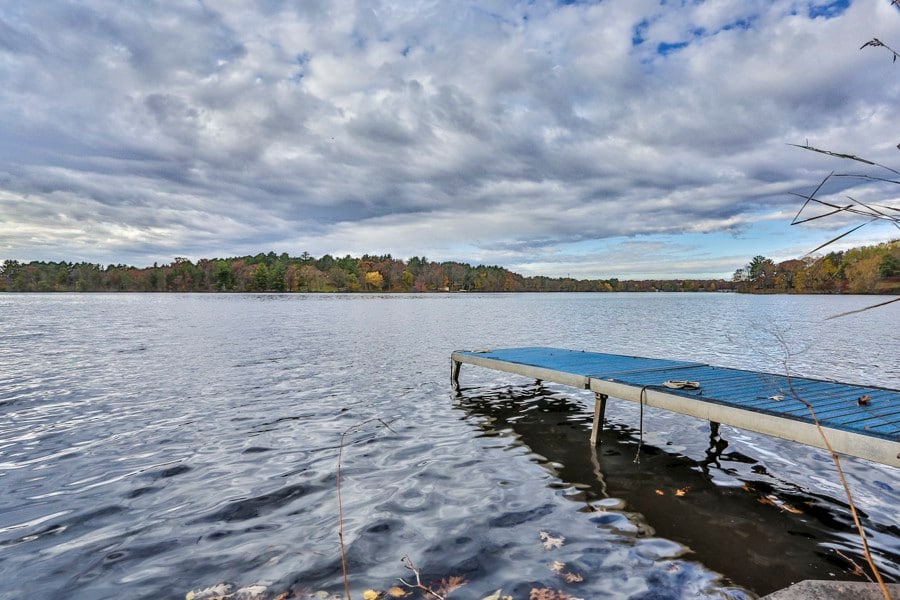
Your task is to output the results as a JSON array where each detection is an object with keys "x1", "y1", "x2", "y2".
[{"x1": 450, "y1": 347, "x2": 900, "y2": 468}]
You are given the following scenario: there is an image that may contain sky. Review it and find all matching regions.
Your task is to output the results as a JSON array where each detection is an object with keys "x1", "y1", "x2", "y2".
[{"x1": 1, "y1": 0, "x2": 899, "y2": 280}]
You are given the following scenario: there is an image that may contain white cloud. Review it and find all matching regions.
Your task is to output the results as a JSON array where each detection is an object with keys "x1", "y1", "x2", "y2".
[{"x1": 1, "y1": 0, "x2": 898, "y2": 276}]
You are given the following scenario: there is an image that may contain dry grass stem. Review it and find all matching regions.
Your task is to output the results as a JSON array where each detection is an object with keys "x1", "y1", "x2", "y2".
[
  {"x1": 338, "y1": 418, "x2": 396, "y2": 600},
  {"x1": 774, "y1": 336, "x2": 892, "y2": 600}
]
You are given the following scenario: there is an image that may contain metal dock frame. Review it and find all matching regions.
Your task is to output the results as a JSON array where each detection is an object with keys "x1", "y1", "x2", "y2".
[{"x1": 451, "y1": 348, "x2": 900, "y2": 468}]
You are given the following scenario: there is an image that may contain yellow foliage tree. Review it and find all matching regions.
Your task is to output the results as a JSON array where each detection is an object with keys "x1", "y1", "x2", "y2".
[
  {"x1": 364, "y1": 270, "x2": 384, "y2": 290},
  {"x1": 845, "y1": 256, "x2": 882, "y2": 293}
]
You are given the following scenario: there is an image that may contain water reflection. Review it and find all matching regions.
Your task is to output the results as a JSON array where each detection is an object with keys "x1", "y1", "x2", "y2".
[{"x1": 455, "y1": 383, "x2": 900, "y2": 596}]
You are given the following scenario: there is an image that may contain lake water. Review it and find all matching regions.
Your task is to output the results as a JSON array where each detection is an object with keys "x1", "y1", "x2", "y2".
[{"x1": 0, "y1": 292, "x2": 897, "y2": 599}]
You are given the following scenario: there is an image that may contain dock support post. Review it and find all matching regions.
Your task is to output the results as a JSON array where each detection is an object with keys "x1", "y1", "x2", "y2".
[
  {"x1": 590, "y1": 393, "x2": 608, "y2": 446},
  {"x1": 451, "y1": 360, "x2": 461, "y2": 392}
]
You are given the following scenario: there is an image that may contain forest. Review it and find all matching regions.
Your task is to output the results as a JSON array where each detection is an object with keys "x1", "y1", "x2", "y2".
[
  {"x1": 0, "y1": 240, "x2": 897, "y2": 294},
  {"x1": 733, "y1": 240, "x2": 899, "y2": 294}
]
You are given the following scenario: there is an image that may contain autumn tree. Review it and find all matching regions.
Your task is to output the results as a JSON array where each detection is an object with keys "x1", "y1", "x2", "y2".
[{"x1": 364, "y1": 271, "x2": 384, "y2": 290}]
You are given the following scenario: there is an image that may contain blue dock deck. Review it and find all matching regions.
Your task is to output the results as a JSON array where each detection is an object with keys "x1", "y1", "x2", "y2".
[{"x1": 450, "y1": 347, "x2": 900, "y2": 468}]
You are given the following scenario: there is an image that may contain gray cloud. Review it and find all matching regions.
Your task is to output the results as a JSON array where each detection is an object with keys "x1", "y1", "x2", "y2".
[{"x1": 1, "y1": 0, "x2": 898, "y2": 277}]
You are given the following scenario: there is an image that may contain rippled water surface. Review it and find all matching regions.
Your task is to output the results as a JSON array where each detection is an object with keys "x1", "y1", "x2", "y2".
[{"x1": 0, "y1": 293, "x2": 897, "y2": 599}]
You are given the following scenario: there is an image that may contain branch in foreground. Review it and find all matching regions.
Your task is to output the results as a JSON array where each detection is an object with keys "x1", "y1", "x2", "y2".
[
  {"x1": 825, "y1": 296, "x2": 900, "y2": 320},
  {"x1": 399, "y1": 555, "x2": 446, "y2": 600},
  {"x1": 338, "y1": 418, "x2": 396, "y2": 600},
  {"x1": 861, "y1": 38, "x2": 900, "y2": 64},
  {"x1": 789, "y1": 143, "x2": 900, "y2": 176},
  {"x1": 774, "y1": 335, "x2": 892, "y2": 600}
]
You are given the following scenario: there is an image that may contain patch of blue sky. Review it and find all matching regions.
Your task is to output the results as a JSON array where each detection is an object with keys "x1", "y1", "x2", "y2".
[
  {"x1": 808, "y1": 0, "x2": 851, "y2": 20},
  {"x1": 290, "y1": 51, "x2": 311, "y2": 82},
  {"x1": 632, "y1": 18, "x2": 650, "y2": 46},
  {"x1": 652, "y1": 26, "x2": 706, "y2": 56},
  {"x1": 721, "y1": 18, "x2": 754, "y2": 32},
  {"x1": 657, "y1": 40, "x2": 689, "y2": 55}
]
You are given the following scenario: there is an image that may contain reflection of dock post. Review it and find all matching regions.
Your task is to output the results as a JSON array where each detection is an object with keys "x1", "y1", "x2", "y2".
[
  {"x1": 590, "y1": 393, "x2": 608, "y2": 446},
  {"x1": 451, "y1": 359, "x2": 461, "y2": 392},
  {"x1": 706, "y1": 420, "x2": 728, "y2": 463}
]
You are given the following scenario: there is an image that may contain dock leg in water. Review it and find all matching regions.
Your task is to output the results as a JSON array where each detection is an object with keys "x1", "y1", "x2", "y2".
[
  {"x1": 451, "y1": 360, "x2": 461, "y2": 392},
  {"x1": 590, "y1": 393, "x2": 609, "y2": 446},
  {"x1": 706, "y1": 421, "x2": 728, "y2": 463}
]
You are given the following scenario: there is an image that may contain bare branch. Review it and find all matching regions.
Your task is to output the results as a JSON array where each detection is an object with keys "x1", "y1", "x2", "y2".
[
  {"x1": 399, "y1": 555, "x2": 446, "y2": 600},
  {"x1": 773, "y1": 334, "x2": 892, "y2": 599},
  {"x1": 825, "y1": 296, "x2": 900, "y2": 320},
  {"x1": 803, "y1": 220, "x2": 875, "y2": 256},
  {"x1": 789, "y1": 143, "x2": 900, "y2": 175},
  {"x1": 338, "y1": 418, "x2": 397, "y2": 600},
  {"x1": 861, "y1": 38, "x2": 900, "y2": 64},
  {"x1": 791, "y1": 171, "x2": 834, "y2": 224}
]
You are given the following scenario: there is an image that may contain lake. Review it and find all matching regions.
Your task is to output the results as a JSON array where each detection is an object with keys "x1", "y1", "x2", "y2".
[{"x1": 0, "y1": 292, "x2": 897, "y2": 599}]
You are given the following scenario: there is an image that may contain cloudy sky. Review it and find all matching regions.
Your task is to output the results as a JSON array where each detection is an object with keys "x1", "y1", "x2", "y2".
[{"x1": 1, "y1": 0, "x2": 899, "y2": 279}]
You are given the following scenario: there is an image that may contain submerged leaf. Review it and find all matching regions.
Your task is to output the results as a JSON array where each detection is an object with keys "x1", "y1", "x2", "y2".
[
  {"x1": 186, "y1": 583, "x2": 236, "y2": 600},
  {"x1": 529, "y1": 588, "x2": 583, "y2": 600},
  {"x1": 435, "y1": 575, "x2": 467, "y2": 596},
  {"x1": 540, "y1": 530, "x2": 565, "y2": 550},
  {"x1": 387, "y1": 587, "x2": 408, "y2": 598}
]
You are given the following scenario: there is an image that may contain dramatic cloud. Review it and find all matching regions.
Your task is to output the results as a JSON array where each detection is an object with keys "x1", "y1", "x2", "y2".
[{"x1": 1, "y1": 0, "x2": 898, "y2": 277}]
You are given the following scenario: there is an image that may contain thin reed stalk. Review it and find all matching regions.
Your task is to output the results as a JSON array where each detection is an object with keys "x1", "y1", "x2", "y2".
[
  {"x1": 774, "y1": 336, "x2": 892, "y2": 600},
  {"x1": 337, "y1": 418, "x2": 395, "y2": 600}
]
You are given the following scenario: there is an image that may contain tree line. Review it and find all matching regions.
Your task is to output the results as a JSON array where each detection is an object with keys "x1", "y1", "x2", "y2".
[
  {"x1": 733, "y1": 240, "x2": 900, "y2": 294},
  {"x1": 2, "y1": 240, "x2": 896, "y2": 294},
  {"x1": 0, "y1": 252, "x2": 731, "y2": 293}
]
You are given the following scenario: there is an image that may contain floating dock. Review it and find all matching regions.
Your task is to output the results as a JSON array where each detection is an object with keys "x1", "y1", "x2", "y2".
[{"x1": 450, "y1": 347, "x2": 900, "y2": 468}]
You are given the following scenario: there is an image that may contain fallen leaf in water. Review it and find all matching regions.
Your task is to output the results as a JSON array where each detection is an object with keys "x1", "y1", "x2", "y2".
[
  {"x1": 562, "y1": 571, "x2": 584, "y2": 584},
  {"x1": 757, "y1": 495, "x2": 803, "y2": 514},
  {"x1": 186, "y1": 583, "x2": 236, "y2": 600},
  {"x1": 387, "y1": 587, "x2": 408, "y2": 598},
  {"x1": 675, "y1": 488, "x2": 687, "y2": 497},
  {"x1": 529, "y1": 588, "x2": 583, "y2": 600},
  {"x1": 435, "y1": 575, "x2": 467, "y2": 596},
  {"x1": 363, "y1": 590, "x2": 382, "y2": 600},
  {"x1": 540, "y1": 530, "x2": 565, "y2": 550},
  {"x1": 549, "y1": 560, "x2": 583, "y2": 583},
  {"x1": 235, "y1": 584, "x2": 268, "y2": 600},
  {"x1": 781, "y1": 503, "x2": 803, "y2": 515},
  {"x1": 655, "y1": 489, "x2": 665, "y2": 496}
]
